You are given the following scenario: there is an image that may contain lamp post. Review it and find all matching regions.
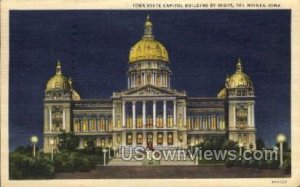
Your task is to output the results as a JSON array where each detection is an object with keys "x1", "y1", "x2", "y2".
[
  {"x1": 102, "y1": 149, "x2": 107, "y2": 166},
  {"x1": 191, "y1": 143, "x2": 194, "y2": 153},
  {"x1": 113, "y1": 147, "x2": 117, "y2": 158},
  {"x1": 49, "y1": 139, "x2": 55, "y2": 160},
  {"x1": 276, "y1": 133, "x2": 286, "y2": 168},
  {"x1": 239, "y1": 142, "x2": 243, "y2": 156},
  {"x1": 108, "y1": 144, "x2": 112, "y2": 159},
  {"x1": 30, "y1": 136, "x2": 38, "y2": 158}
]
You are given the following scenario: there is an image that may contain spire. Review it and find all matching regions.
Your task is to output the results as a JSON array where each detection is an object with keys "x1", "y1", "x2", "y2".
[
  {"x1": 56, "y1": 60, "x2": 62, "y2": 75},
  {"x1": 225, "y1": 74, "x2": 230, "y2": 88},
  {"x1": 236, "y1": 58, "x2": 243, "y2": 72},
  {"x1": 143, "y1": 15, "x2": 154, "y2": 38},
  {"x1": 69, "y1": 77, "x2": 73, "y2": 88}
]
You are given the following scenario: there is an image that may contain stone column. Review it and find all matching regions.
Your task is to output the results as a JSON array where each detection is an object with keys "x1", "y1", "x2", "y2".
[
  {"x1": 128, "y1": 77, "x2": 130, "y2": 88},
  {"x1": 153, "y1": 131, "x2": 157, "y2": 148},
  {"x1": 153, "y1": 101, "x2": 156, "y2": 128},
  {"x1": 62, "y1": 108, "x2": 66, "y2": 130},
  {"x1": 252, "y1": 103, "x2": 255, "y2": 127},
  {"x1": 49, "y1": 107, "x2": 52, "y2": 131},
  {"x1": 173, "y1": 100, "x2": 176, "y2": 127},
  {"x1": 143, "y1": 101, "x2": 146, "y2": 128},
  {"x1": 143, "y1": 131, "x2": 147, "y2": 147},
  {"x1": 132, "y1": 101, "x2": 136, "y2": 129},
  {"x1": 233, "y1": 103, "x2": 236, "y2": 127},
  {"x1": 248, "y1": 103, "x2": 251, "y2": 127},
  {"x1": 122, "y1": 101, "x2": 126, "y2": 128},
  {"x1": 112, "y1": 104, "x2": 115, "y2": 128},
  {"x1": 183, "y1": 104, "x2": 186, "y2": 128},
  {"x1": 163, "y1": 101, "x2": 167, "y2": 128},
  {"x1": 173, "y1": 131, "x2": 178, "y2": 147},
  {"x1": 132, "y1": 131, "x2": 137, "y2": 146},
  {"x1": 122, "y1": 131, "x2": 126, "y2": 146},
  {"x1": 163, "y1": 131, "x2": 167, "y2": 146}
]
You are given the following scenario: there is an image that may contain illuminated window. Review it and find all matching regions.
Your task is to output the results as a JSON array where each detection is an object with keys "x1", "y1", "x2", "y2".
[
  {"x1": 236, "y1": 105, "x2": 248, "y2": 129},
  {"x1": 90, "y1": 118, "x2": 97, "y2": 131},
  {"x1": 167, "y1": 133, "x2": 173, "y2": 145},
  {"x1": 137, "y1": 133, "x2": 143, "y2": 145},
  {"x1": 126, "y1": 116, "x2": 132, "y2": 128},
  {"x1": 157, "y1": 115, "x2": 163, "y2": 128},
  {"x1": 157, "y1": 133, "x2": 163, "y2": 145},
  {"x1": 99, "y1": 117, "x2": 105, "y2": 131},
  {"x1": 74, "y1": 119, "x2": 80, "y2": 132},
  {"x1": 137, "y1": 115, "x2": 143, "y2": 128},
  {"x1": 146, "y1": 115, "x2": 153, "y2": 128},
  {"x1": 127, "y1": 133, "x2": 132, "y2": 145},
  {"x1": 82, "y1": 118, "x2": 88, "y2": 131},
  {"x1": 167, "y1": 115, "x2": 173, "y2": 128}
]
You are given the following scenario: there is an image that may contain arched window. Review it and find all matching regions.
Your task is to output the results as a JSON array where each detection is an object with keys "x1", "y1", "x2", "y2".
[
  {"x1": 157, "y1": 133, "x2": 163, "y2": 145},
  {"x1": 82, "y1": 118, "x2": 88, "y2": 131},
  {"x1": 90, "y1": 118, "x2": 97, "y2": 131},
  {"x1": 99, "y1": 117, "x2": 105, "y2": 131},
  {"x1": 74, "y1": 119, "x2": 80, "y2": 132},
  {"x1": 167, "y1": 133, "x2": 173, "y2": 145},
  {"x1": 137, "y1": 133, "x2": 143, "y2": 145},
  {"x1": 127, "y1": 133, "x2": 132, "y2": 145}
]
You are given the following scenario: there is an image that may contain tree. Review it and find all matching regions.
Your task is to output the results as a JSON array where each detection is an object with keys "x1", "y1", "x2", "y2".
[
  {"x1": 222, "y1": 140, "x2": 238, "y2": 151},
  {"x1": 58, "y1": 130, "x2": 79, "y2": 155},
  {"x1": 85, "y1": 137, "x2": 96, "y2": 153},
  {"x1": 255, "y1": 137, "x2": 265, "y2": 150}
]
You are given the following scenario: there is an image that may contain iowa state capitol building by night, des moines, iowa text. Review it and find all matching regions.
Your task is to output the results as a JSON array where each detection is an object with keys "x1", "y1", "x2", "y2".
[{"x1": 43, "y1": 16, "x2": 256, "y2": 153}]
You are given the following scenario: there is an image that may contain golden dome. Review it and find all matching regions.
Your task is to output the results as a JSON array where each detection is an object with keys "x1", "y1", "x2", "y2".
[
  {"x1": 226, "y1": 58, "x2": 253, "y2": 89},
  {"x1": 46, "y1": 61, "x2": 72, "y2": 92},
  {"x1": 129, "y1": 15, "x2": 169, "y2": 63}
]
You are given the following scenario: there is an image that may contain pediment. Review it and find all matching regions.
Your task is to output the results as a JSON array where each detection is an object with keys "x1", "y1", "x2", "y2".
[{"x1": 122, "y1": 85, "x2": 176, "y2": 96}]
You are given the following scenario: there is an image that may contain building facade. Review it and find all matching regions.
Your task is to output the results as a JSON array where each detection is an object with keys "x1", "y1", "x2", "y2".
[{"x1": 43, "y1": 16, "x2": 256, "y2": 153}]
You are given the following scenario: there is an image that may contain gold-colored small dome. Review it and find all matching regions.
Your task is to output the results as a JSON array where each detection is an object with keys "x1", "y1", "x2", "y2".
[
  {"x1": 226, "y1": 58, "x2": 253, "y2": 89},
  {"x1": 46, "y1": 61, "x2": 72, "y2": 92},
  {"x1": 217, "y1": 88, "x2": 227, "y2": 98},
  {"x1": 129, "y1": 15, "x2": 169, "y2": 63}
]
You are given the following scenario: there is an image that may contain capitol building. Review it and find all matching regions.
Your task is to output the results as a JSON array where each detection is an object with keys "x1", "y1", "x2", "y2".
[{"x1": 43, "y1": 16, "x2": 256, "y2": 153}]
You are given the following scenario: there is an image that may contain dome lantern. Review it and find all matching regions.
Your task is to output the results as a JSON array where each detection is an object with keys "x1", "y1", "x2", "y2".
[{"x1": 143, "y1": 15, "x2": 154, "y2": 39}]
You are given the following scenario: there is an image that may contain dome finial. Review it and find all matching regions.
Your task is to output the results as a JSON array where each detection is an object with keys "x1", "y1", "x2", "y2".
[
  {"x1": 143, "y1": 14, "x2": 154, "y2": 38},
  {"x1": 236, "y1": 57, "x2": 243, "y2": 72},
  {"x1": 56, "y1": 60, "x2": 62, "y2": 75}
]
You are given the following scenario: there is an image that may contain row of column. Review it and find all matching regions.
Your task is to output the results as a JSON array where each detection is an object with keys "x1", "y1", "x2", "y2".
[
  {"x1": 122, "y1": 100, "x2": 176, "y2": 129},
  {"x1": 128, "y1": 72, "x2": 170, "y2": 88}
]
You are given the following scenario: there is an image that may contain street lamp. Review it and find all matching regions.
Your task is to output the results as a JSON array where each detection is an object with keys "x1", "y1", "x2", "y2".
[
  {"x1": 30, "y1": 136, "x2": 38, "y2": 158},
  {"x1": 108, "y1": 144, "x2": 112, "y2": 159},
  {"x1": 191, "y1": 143, "x2": 194, "y2": 152},
  {"x1": 239, "y1": 142, "x2": 243, "y2": 156},
  {"x1": 102, "y1": 149, "x2": 107, "y2": 166},
  {"x1": 113, "y1": 147, "x2": 117, "y2": 158},
  {"x1": 276, "y1": 133, "x2": 286, "y2": 168},
  {"x1": 49, "y1": 139, "x2": 55, "y2": 160}
]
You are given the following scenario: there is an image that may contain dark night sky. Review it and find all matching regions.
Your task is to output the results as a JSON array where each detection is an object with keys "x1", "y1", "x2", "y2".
[{"x1": 9, "y1": 10, "x2": 290, "y2": 151}]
